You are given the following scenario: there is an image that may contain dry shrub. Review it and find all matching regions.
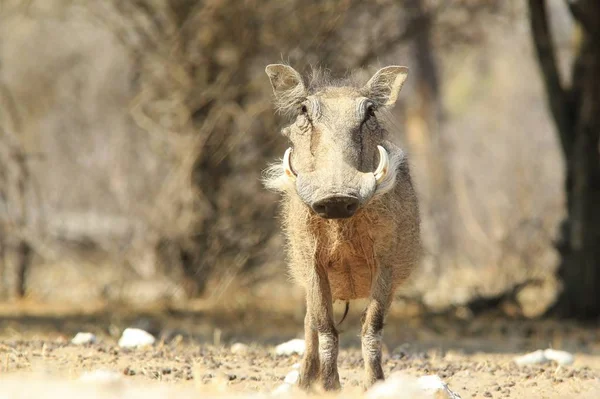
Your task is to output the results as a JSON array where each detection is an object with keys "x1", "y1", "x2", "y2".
[{"x1": 0, "y1": 0, "x2": 566, "y2": 316}]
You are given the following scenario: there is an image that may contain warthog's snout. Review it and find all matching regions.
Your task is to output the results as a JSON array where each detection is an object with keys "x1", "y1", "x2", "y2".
[
  {"x1": 282, "y1": 145, "x2": 394, "y2": 219},
  {"x1": 312, "y1": 195, "x2": 359, "y2": 219}
]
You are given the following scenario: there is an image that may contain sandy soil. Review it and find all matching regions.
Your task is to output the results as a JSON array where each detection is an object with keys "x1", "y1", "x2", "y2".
[{"x1": 1, "y1": 302, "x2": 599, "y2": 398}]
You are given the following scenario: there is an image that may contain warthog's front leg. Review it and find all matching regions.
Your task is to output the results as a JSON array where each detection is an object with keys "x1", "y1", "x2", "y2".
[
  {"x1": 361, "y1": 266, "x2": 394, "y2": 388},
  {"x1": 299, "y1": 266, "x2": 340, "y2": 391},
  {"x1": 298, "y1": 312, "x2": 319, "y2": 390}
]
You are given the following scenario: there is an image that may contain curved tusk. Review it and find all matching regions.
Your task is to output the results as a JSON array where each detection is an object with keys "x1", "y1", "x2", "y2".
[
  {"x1": 282, "y1": 147, "x2": 297, "y2": 181},
  {"x1": 374, "y1": 145, "x2": 389, "y2": 184}
]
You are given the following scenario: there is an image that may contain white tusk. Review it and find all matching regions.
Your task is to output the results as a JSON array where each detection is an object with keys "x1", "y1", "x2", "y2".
[
  {"x1": 282, "y1": 147, "x2": 297, "y2": 181},
  {"x1": 374, "y1": 145, "x2": 389, "y2": 184}
]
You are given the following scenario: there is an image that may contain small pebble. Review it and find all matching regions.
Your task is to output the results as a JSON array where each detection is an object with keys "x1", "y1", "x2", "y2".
[
  {"x1": 513, "y1": 350, "x2": 547, "y2": 366},
  {"x1": 544, "y1": 349, "x2": 574, "y2": 366},
  {"x1": 79, "y1": 370, "x2": 123, "y2": 384},
  {"x1": 367, "y1": 372, "x2": 462, "y2": 399},
  {"x1": 418, "y1": 375, "x2": 462, "y2": 399},
  {"x1": 514, "y1": 349, "x2": 574, "y2": 366},
  {"x1": 231, "y1": 343, "x2": 249, "y2": 355},
  {"x1": 274, "y1": 339, "x2": 305, "y2": 356},
  {"x1": 284, "y1": 370, "x2": 299, "y2": 385},
  {"x1": 71, "y1": 332, "x2": 96, "y2": 345},
  {"x1": 118, "y1": 328, "x2": 155, "y2": 348},
  {"x1": 271, "y1": 383, "x2": 296, "y2": 395}
]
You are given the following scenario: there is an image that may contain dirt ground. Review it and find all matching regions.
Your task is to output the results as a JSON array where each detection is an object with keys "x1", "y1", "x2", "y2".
[{"x1": 1, "y1": 301, "x2": 599, "y2": 398}]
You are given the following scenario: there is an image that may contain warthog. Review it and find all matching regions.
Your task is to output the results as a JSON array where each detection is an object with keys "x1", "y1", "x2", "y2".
[{"x1": 263, "y1": 64, "x2": 421, "y2": 391}]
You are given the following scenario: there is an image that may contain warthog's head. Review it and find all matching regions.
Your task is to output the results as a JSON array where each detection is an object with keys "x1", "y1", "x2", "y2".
[{"x1": 264, "y1": 64, "x2": 408, "y2": 219}]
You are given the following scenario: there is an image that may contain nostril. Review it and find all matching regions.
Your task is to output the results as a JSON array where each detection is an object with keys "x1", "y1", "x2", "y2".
[
  {"x1": 346, "y1": 202, "x2": 358, "y2": 214},
  {"x1": 313, "y1": 203, "x2": 327, "y2": 214}
]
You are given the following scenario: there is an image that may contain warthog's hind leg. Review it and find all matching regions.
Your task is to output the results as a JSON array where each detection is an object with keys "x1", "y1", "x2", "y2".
[{"x1": 361, "y1": 266, "x2": 394, "y2": 389}]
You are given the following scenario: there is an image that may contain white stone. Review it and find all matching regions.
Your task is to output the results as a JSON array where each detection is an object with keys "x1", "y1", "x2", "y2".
[
  {"x1": 118, "y1": 328, "x2": 155, "y2": 348},
  {"x1": 514, "y1": 349, "x2": 574, "y2": 366},
  {"x1": 79, "y1": 370, "x2": 123, "y2": 384},
  {"x1": 513, "y1": 349, "x2": 548, "y2": 366},
  {"x1": 71, "y1": 332, "x2": 96, "y2": 345},
  {"x1": 417, "y1": 375, "x2": 462, "y2": 399},
  {"x1": 366, "y1": 372, "x2": 461, "y2": 399},
  {"x1": 544, "y1": 349, "x2": 574, "y2": 366},
  {"x1": 366, "y1": 372, "x2": 422, "y2": 399},
  {"x1": 269, "y1": 366, "x2": 301, "y2": 396},
  {"x1": 271, "y1": 383, "x2": 294, "y2": 395},
  {"x1": 274, "y1": 339, "x2": 305, "y2": 356},
  {"x1": 284, "y1": 370, "x2": 300, "y2": 385},
  {"x1": 231, "y1": 342, "x2": 249, "y2": 355}
]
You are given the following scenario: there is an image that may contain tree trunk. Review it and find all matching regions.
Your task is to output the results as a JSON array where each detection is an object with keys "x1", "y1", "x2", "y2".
[
  {"x1": 404, "y1": 0, "x2": 456, "y2": 263},
  {"x1": 557, "y1": 17, "x2": 600, "y2": 318},
  {"x1": 529, "y1": 0, "x2": 600, "y2": 317}
]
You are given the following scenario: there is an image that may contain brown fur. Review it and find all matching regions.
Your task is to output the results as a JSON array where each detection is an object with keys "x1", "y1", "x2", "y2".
[{"x1": 263, "y1": 64, "x2": 421, "y2": 391}]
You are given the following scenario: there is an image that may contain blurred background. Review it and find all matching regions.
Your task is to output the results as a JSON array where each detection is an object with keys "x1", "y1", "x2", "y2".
[{"x1": 0, "y1": 0, "x2": 598, "y2": 321}]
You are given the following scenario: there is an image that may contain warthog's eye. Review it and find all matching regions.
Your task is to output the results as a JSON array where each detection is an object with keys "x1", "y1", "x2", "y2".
[
  {"x1": 361, "y1": 103, "x2": 376, "y2": 126},
  {"x1": 366, "y1": 104, "x2": 376, "y2": 118},
  {"x1": 297, "y1": 103, "x2": 311, "y2": 130}
]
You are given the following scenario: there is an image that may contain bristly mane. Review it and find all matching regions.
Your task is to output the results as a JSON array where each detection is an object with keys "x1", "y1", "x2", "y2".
[{"x1": 305, "y1": 67, "x2": 364, "y2": 94}]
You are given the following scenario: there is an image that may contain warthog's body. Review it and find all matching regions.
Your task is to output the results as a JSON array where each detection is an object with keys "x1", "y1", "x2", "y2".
[{"x1": 263, "y1": 65, "x2": 421, "y2": 391}]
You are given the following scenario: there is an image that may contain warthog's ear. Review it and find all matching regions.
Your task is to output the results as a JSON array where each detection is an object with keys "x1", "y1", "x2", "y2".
[
  {"x1": 265, "y1": 64, "x2": 306, "y2": 115},
  {"x1": 362, "y1": 66, "x2": 409, "y2": 107}
]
